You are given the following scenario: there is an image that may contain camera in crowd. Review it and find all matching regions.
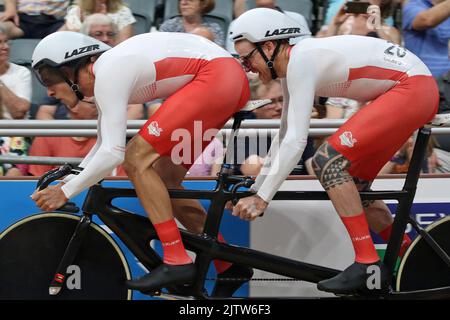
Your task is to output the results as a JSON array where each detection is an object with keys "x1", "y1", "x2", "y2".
[{"x1": 344, "y1": 0, "x2": 371, "y2": 14}]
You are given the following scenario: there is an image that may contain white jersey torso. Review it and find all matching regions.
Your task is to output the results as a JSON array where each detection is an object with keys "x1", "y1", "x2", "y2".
[{"x1": 254, "y1": 35, "x2": 432, "y2": 202}]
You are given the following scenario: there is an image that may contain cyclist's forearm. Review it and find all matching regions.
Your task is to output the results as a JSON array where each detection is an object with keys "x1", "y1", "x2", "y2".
[
  {"x1": 61, "y1": 147, "x2": 124, "y2": 198},
  {"x1": 257, "y1": 139, "x2": 307, "y2": 202},
  {"x1": 251, "y1": 132, "x2": 281, "y2": 192}
]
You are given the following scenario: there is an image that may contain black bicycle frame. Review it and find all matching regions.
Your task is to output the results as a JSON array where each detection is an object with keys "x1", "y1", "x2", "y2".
[{"x1": 49, "y1": 123, "x2": 450, "y2": 299}]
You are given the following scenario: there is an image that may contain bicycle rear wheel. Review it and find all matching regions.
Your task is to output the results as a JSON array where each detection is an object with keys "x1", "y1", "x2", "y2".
[
  {"x1": 0, "y1": 213, "x2": 132, "y2": 300},
  {"x1": 396, "y1": 216, "x2": 450, "y2": 291}
]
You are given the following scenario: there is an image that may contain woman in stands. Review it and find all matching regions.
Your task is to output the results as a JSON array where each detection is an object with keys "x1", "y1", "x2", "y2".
[
  {"x1": 62, "y1": 0, "x2": 136, "y2": 43},
  {"x1": 159, "y1": 0, "x2": 225, "y2": 47},
  {"x1": 0, "y1": 25, "x2": 31, "y2": 119}
]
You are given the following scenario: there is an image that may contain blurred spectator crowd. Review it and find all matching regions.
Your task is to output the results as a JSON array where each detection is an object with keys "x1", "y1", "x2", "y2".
[{"x1": 0, "y1": 0, "x2": 450, "y2": 177}]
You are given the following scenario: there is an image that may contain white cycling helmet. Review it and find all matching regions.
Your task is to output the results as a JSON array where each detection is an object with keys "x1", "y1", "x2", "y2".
[
  {"x1": 229, "y1": 8, "x2": 311, "y2": 44},
  {"x1": 32, "y1": 31, "x2": 111, "y2": 100},
  {"x1": 229, "y1": 8, "x2": 310, "y2": 80}
]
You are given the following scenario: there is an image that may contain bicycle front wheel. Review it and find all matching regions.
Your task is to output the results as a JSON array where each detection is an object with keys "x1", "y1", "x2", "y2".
[
  {"x1": 396, "y1": 216, "x2": 450, "y2": 291},
  {"x1": 0, "y1": 213, "x2": 132, "y2": 300}
]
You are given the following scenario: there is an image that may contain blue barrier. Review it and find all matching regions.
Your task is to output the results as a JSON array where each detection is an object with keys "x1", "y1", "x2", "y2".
[{"x1": 0, "y1": 179, "x2": 250, "y2": 300}]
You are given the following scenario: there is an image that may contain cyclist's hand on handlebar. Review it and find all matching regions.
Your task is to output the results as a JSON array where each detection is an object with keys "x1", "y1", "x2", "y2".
[
  {"x1": 225, "y1": 200, "x2": 234, "y2": 211},
  {"x1": 232, "y1": 195, "x2": 268, "y2": 221},
  {"x1": 31, "y1": 182, "x2": 68, "y2": 212}
]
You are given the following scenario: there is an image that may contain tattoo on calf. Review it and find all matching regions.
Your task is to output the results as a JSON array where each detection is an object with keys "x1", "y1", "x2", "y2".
[{"x1": 312, "y1": 142, "x2": 353, "y2": 190}]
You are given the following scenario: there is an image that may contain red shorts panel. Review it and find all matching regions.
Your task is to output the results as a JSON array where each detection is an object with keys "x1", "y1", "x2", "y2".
[
  {"x1": 327, "y1": 75, "x2": 439, "y2": 181},
  {"x1": 139, "y1": 57, "x2": 250, "y2": 169}
]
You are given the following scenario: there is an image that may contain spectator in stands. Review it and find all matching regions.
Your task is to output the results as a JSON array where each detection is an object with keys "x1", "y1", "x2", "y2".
[
  {"x1": 319, "y1": 0, "x2": 401, "y2": 43},
  {"x1": 37, "y1": 14, "x2": 144, "y2": 120},
  {"x1": 80, "y1": 13, "x2": 119, "y2": 46},
  {"x1": 0, "y1": 136, "x2": 29, "y2": 176},
  {"x1": 186, "y1": 137, "x2": 224, "y2": 176},
  {"x1": 323, "y1": 0, "x2": 398, "y2": 26},
  {"x1": 402, "y1": 0, "x2": 450, "y2": 77},
  {"x1": 63, "y1": 0, "x2": 135, "y2": 44},
  {"x1": 0, "y1": 92, "x2": 29, "y2": 176},
  {"x1": 227, "y1": 0, "x2": 310, "y2": 53},
  {"x1": 159, "y1": 0, "x2": 225, "y2": 48},
  {"x1": 233, "y1": 0, "x2": 309, "y2": 25},
  {"x1": 379, "y1": 135, "x2": 439, "y2": 173},
  {"x1": 190, "y1": 25, "x2": 216, "y2": 42},
  {"x1": 234, "y1": 0, "x2": 247, "y2": 18},
  {"x1": 0, "y1": 0, "x2": 69, "y2": 39},
  {"x1": 424, "y1": 70, "x2": 450, "y2": 173},
  {"x1": 28, "y1": 98, "x2": 126, "y2": 177},
  {"x1": 0, "y1": 83, "x2": 29, "y2": 176},
  {"x1": 0, "y1": 26, "x2": 31, "y2": 119}
]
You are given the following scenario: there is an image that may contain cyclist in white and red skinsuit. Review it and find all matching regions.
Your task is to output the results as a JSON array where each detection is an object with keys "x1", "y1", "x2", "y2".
[
  {"x1": 229, "y1": 8, "x2": 438, "y2": 295},
  {"x1": 30, "y1": 31, "x2": 252, "y2": 296}
]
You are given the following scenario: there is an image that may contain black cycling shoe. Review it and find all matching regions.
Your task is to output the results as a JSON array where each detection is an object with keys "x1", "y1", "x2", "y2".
[
  {"x1": 126, "y1": 263, "x2": 196, "y2": 295},
  {"x1": 317, "y1": 261, "x2": 390, "y2": 296},
  {"x1": 211, "y1": 264, "x2": 254, "y2": 298}
]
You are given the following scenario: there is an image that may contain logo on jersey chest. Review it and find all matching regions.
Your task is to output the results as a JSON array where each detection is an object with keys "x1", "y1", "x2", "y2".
[
  {"x1": 340, "y1": 131, "x2": 357, "y2": 148},
  {"x1": 64, "y1": 45, "x2": 100, "y2": 59},
  {"x1": 265, "y1": 28, "x2": 301, "y2": 37}
]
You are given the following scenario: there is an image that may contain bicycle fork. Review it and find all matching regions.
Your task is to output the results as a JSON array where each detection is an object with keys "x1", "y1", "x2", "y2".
[{"x1": 49, "y1": 214, "x2": 92, "y2": 296}]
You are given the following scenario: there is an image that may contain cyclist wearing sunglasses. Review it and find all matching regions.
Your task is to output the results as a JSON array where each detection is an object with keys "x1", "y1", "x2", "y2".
[
  {"x1": 30, "y1": 31, "x2": 252, "y2": 297},
  {"x1": 229, "y1": 8, "x2": 438, "y2": 295}
]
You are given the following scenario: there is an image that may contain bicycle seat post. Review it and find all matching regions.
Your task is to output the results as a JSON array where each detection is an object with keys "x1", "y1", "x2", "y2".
[
  {"x1": 219, "y1": 113, "x2": 245, "y2": 176},
  {"x1": 384, "y1": 127, "x2": 431, "y2": 275}
]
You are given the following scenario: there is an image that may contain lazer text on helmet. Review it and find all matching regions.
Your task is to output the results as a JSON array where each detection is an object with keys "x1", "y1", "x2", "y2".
[
  {"x1": 65, "y1": 44, "x2": 100, "y2": 59},
  {"x1": 264, "y1": 28, "x2": 302, "y2": 37}
]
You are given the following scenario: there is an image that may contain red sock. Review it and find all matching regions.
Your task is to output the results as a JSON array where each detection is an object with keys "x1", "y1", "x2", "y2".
[
  {"x1": 341, "y1": 212, "x2": 380, "y2": 264},
  {"x1": 154, "y1": 219, "x2": 192, "y2": 265},
  {"x1": 213, "y1": 233, "x2": 233, "y2": 274},
  {"x1": 379, "y1": 224, "x2": 412, "y2": 257}
]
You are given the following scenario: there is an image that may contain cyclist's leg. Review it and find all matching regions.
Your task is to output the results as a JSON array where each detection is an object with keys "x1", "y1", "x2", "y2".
[
  {"x1": 152, "y1": 156, "x2": 206, "y2": 234},
  {"x1": 124, "y1": 135, "x2": 196, "y2": 292},
  {"x1": 126, "y1": 57, "x2": 249, "y2": 292},
  {"x1": 154, "y1": 157, "x2": 249, "y2": 276},
  {"x1": 124, "y1": 135, "x2": 192, "y2": 262},
  {"x1": 355, "y1": 178, "x2": 412, "y2": 257},
  {"x1": 312, "y1": 142, "x2": 380, "y2": 264},
  {"x1": 314, "y1": 75, "x2": 438, "y2": 294},
  {"x1": 353, "y1": 178, "x2": 393, "y2": 232}
]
